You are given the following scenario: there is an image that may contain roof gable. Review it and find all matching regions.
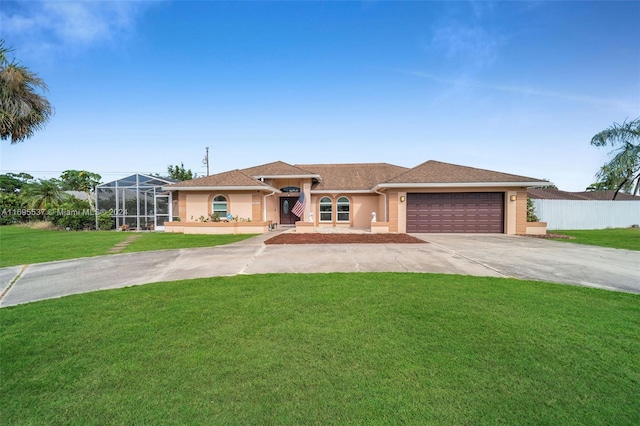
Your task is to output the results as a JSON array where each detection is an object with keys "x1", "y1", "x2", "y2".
[
  {"x1": 241, "y1": 161, "x2": 319, "y2": 178},
  {"x1": 298, "y1": 163, "x2": 409, "y2": 191},
  {"x1": 385, "y1": 160, "x2": 546, "y2": 185},
  {"x1": 166, "y1": 169, "x2": 270, "y2": 189}
]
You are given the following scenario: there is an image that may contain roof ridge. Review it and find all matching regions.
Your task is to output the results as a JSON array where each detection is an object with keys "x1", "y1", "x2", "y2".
[
  {"x1": 242, "y1": 160, "x2": 319, "y2": 176},
  {"x1": 296, "y1": 162, "x2": 403, "y2": 167}
]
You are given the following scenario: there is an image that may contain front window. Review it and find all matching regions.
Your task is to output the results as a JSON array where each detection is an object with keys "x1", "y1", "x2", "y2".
[
  {"x1": 213, "y1": 195, "x2": 227, "y2": 218},
  {"x1": 337, "y1": 196, "x2": 350, "y2": 222},
  {"x1": 319, "y1": 197, "x2": 332, "y2": 221}
]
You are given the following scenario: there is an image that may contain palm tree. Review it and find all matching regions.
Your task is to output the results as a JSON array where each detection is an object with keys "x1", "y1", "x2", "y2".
[
  {"x1": 591, "y1": 118, "x2": 640, "y2": 199},
  {"x1": 0, "y1": 40, "x2": 53, "y2": 143},
  {"x1": 22, "y1": 179, "x2": 69, "y2": 210}
]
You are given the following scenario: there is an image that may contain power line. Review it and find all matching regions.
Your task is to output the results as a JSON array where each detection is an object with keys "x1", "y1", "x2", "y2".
[{"x1": 0, "y1": 170, "x2": 166, "y2": 175}]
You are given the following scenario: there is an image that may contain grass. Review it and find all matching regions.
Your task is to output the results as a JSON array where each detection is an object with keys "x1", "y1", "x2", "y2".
[
  {"x1": 0, "y1": 226, "x2": 256, "y2": 267},
  {"x1": 548, "y1": 227, "x2": 640, "y2": 251},
  {"x1": 120, "y1": 232, "x2": 257, "y2": 253},
  {"x1": 1, "y1": 273, "x2": 638, "y2": 425}
]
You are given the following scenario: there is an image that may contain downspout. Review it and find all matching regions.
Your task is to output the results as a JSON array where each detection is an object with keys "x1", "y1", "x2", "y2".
[
  {"x1": 374, "y1": 189, "x2": 387, "y2": 222},
  {"x1": 263, "y1": 190, "x2": 276, "y2": 222}
]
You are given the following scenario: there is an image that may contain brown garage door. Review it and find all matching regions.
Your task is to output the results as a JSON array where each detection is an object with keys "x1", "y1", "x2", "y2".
[{"x1": 407, "y1": 193, "x2": 504, "y2": 233}]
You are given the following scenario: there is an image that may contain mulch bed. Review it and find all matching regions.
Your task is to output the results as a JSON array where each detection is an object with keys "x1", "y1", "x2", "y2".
[
  {"x1": 520, "y1": 233, "x2": 575, "y2": 239},
  {"x1": 264, "y1": 233, "x2": 427, "y2": 245}
]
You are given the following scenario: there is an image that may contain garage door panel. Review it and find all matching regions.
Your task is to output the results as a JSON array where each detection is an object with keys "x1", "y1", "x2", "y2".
[{"x1": 407, "y1": 192, "x2": 504, "y2": 233}]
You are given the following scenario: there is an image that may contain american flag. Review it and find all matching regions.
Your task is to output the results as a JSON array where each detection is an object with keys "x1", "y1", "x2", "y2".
[{"x1": 291, "y1": 192, "x2": 305, "y2": 217}]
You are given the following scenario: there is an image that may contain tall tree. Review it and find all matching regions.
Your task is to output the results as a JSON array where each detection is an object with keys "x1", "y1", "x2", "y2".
[
  {"x1": 0, "y1": 172, "x2": 33, "y2": 193},
  {"x1": 590, "y1": 118, "x2": 640, "y2": 199},
  {"x1": 60, "y1": 170, "x2": 102, "y2": 210},
  {"x1": 167, "y1": 163, "x2": 193, "y2": 181},
  {"x1": 22, "y1": 179, "x2": 68, "y2": 210},
  {"x1": 0, "y1": 40, "x2": 53, "y2": 143}
]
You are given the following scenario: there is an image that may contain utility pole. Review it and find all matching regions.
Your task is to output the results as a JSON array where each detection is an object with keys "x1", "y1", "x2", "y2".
[{"x1": 203, "y1": 147, "x2": 210, "y2": 176}]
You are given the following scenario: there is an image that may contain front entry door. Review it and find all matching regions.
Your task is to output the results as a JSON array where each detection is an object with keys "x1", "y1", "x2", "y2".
[{"x1": 280, "y1": 197, "x2": 301, "y2": 225}]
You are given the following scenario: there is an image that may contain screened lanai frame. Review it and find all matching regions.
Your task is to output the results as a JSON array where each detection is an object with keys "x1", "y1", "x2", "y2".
[{"x1": 95, "y1": 174, "x2": 176, "y2": 231}]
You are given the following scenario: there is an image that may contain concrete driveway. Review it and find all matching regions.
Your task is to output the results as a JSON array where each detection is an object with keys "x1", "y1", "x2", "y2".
[
  {"x1": 416, "y1": 234, "x2": 640, "y2": 294},
  {"x1": 1, "y1": 233, "x2": 638, "y2": 307}
]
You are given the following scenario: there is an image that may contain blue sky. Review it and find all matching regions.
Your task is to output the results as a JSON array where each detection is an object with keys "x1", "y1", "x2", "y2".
[{"x1": 1, "y1": 0, "x2": 639, "y2": 191}]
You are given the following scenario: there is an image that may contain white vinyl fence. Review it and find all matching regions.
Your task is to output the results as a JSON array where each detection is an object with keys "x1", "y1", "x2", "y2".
[{"x1": 532, "y1": 199, "x2": 640, "y2": 230}]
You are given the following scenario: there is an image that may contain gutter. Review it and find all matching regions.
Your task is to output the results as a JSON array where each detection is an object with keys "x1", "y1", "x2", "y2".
[
  {"x1": 161, "y1": 185, "x2": 280, "y2": 192},
  {"x1": 372, "y1": 181, "x2": 551, "y2": 190},
  {"x1": 374, "y1": 188, "x2": 388, "y2": 222}
]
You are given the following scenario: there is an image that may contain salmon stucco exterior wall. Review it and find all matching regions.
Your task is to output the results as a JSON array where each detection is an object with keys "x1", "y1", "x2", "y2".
[
  {"x1": 515, "y1": 189, "x2": 528, "y2": 234},
  {"x1": 252, "y1": 193, "x2": 262, "y2": 222},
  {"x1": 309, "y1": 194, "x2": 378, "y2": 228},
  {"x1": 388, "y1": 192, "x2": 399, "y2": 232},
  {"x1": 178, "y1": 192, "x2": 187, "y2": 221}
]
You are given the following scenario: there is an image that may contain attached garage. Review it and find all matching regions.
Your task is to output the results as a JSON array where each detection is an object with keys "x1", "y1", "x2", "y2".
[{"x1": 407, "y1": 192, "x2": 504, "y2": 233}]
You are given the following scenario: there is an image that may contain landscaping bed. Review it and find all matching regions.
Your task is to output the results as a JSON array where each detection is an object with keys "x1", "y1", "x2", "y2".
[
  {"x1": 522, "y1": 233, "x2": 575, "y2": 239},
  {"x1": 265, "y1": 232, "x2": 426, "y2": 244}
]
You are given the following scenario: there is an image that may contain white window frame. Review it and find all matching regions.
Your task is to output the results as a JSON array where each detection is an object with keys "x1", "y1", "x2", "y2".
[
  {"x1": 336, "y1": 196, "x2": 350, "y2": 222},
  {"x1": 212, "y1": 195, "x2": 228, "y2": 218},
  {"x1": 319, "y1": 196, "x2": 332, "y2": 222}
]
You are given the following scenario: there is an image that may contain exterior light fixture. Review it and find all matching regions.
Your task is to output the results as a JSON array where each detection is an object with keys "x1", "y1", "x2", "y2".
[
  {"x1": 400, "y1": 196, "x2": 406, "y2": 202},
  {"x1": 510, "y1": 195, "x2": 517, "y2": 201}
]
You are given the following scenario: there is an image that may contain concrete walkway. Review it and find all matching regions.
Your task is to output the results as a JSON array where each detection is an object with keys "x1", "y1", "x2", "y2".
[{"x1": 1, "y1": 232, "x2": 638, "y2": 307}]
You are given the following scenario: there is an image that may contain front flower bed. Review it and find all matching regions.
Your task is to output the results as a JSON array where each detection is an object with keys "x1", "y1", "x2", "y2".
[{"x1": 264, "y1": 233, "x2": 426, "y2": 244}]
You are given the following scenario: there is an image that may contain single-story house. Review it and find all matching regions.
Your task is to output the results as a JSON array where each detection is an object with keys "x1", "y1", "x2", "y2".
[{"x1": 163, "y1": 160, "x2": 549, "y2": 235}]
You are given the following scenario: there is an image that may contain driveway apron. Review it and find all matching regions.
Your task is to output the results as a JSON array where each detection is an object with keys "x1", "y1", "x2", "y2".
[{"x1": 416, "y1": 234, "x2": 640, "y2": 294}]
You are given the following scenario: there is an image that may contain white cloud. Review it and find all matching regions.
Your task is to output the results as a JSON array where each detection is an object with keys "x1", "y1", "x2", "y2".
[
  {"x1": 406, "y1": 71, "x2": 638, "y2": 111},
  {"x1": 1, "y1": 1, "x2": 155, "y2": 52},
  {"x1": 430, "y1": 22, "x2": 500, "y2": 69}
]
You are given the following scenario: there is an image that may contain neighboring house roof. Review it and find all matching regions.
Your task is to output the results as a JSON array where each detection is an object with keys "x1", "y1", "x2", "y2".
[
  {"x1": 527, "y1": 189, "x2": 587, "y2": 200},
  {"x1": 574, "y1": 190, "x2": 640, "y2": 201},
  {"x1": 65, "y1": 190, "x2": 89, "y2": 200},
  {"x1": 297, "y1": 163, "x2": 409, "y2": 192},
  {"x1": 529, "y1": 189, "x2": 640, "y2": 201},
  {"x1": 165, "y1": 169, "x2": 278, "y2": 192},
  {"x1": 378, "y1": 160, "x2": 548, "y2": 188},
  {"x1": 242, "y1": 161, "x2": 321, "y2": 180}
]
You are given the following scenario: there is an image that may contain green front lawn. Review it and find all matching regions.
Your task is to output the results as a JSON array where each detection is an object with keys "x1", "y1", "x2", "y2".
[
  {"x1": 0, "y1": 226, "x2": 256, "y2": 267},
  {"x1": 2, "y1": 273, "x2": 638, "y2": 424},
  {"x1": 549, "y1": 227, "x2": 640, "y2": 251}
]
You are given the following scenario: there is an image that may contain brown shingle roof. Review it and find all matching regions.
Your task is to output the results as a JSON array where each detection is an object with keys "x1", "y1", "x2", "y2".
[
  {"x1": 385, "y1": 160, "x2": 547, "y2": 184},
  {"x1": 242, "y1": 161, "x2": 319, "y2": 178},
  {"x1": 166, "y1": 169, "x2": 270, "y2": 189},
  {"x1": 167, "y1": 159, "x2": 551, "y2": 192},
  {"x1": 574, "y1": 190, "x2": 640, "y2": 201},
  {"x1": 297, "y1": 163, "x2": 409, "y2": 191},
  {"x1": 527, "y1": 189, "x2": 587, "y2": 200}
]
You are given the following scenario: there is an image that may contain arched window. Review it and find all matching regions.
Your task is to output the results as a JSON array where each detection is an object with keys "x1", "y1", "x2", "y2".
[
  {"x1": 337, "y1": 196, "x2": 350, "y2": 222},
  {"x1": 319, "y1": 197, "x2": 332, "y2": 222},
  {"x1": 212, "y1": 195, "x2": 227, "y2": 218}
]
